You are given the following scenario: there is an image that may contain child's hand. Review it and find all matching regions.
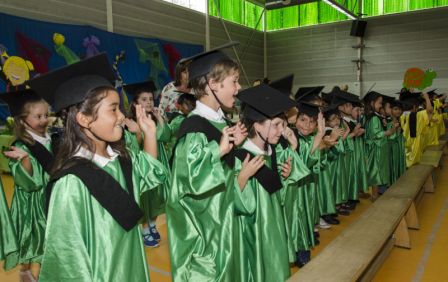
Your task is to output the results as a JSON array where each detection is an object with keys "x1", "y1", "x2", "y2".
[
  {"x1": 323, "y1": 135, "x2": 338, "y2": 147},
  {"x1": 219, "y1": 126, "x2": 235, "y2": 157},
  {"x1": 330, "y1": 127, "x2": 343, "y2": 141},
  {"x1": 280, "y1": 157, "x2": 292, "y2": 179},
  {"x1": 136, "y1": 104, "x2": 156, "y2": 136},
  {"x1": 3, "y1": 146, "x2": 29, "y2": 161},
  {"x1": 152, "y1": 108, "x2": 166, "y2": 124},
  {"x1": 282, "y1": 127, "x2": 297, "y2": 150},
  {"x1": 231, "y1": 121, "x2": 248, "y2": 146},
  {"x1": 240, "y1": 154, "x2": 264, "y2": 179},
  {"x1": 357, "y1": 128, "x2": 365, "y2": 136},
  {"x1": 124, "y1": 118, "x2": 140, "y2": 134}
]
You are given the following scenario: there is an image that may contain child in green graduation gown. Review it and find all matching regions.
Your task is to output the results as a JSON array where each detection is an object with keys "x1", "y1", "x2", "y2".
[
  {"x1": 390, "y1": 101, "x2": 406, "y2": 183},
  {"x1": 29, "y1": 54, "x2": 167, "y2": 282},
  {"x1": 1, "y1": 90, "x2": 52, "y2": 281},
  {"x1": 166, "y1": 43, "x2": 252, "y2": 282},
  {"x1": 124, "y1": 81, "x2": 171, "y2": 247},
  {"x1": 363, "y1": 91, "x2": 398, "y2": 199},
  {"x1": 336, "y1": 93, "x2": 363, "y2": 209},
  {"x1": 235, "y1": 84, "x2": 307, "y2": 282},
  {"x1": 350, "y1": 105, "x2": 369, "y2": 196},
  {"x1": 282, "y1": 102, "x2": 324, "y2": 267}
]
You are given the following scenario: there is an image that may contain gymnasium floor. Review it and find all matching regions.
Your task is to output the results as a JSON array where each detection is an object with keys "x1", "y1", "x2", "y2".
[{"x1": 1, "y1": 157, "x2": 447, "y2": 282}]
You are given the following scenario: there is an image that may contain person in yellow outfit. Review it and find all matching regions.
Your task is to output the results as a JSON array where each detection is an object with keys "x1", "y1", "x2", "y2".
[{"x1": 400, "y1": 90, "x2": 433, "y2": 167}]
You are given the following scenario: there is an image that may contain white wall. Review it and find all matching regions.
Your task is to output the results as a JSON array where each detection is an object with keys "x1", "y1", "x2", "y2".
[{"x1": 267, "y1": 6, "x2": 448, "y2": 96}]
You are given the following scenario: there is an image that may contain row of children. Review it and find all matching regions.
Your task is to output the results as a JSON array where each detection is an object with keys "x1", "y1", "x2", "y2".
[{"x1": 0, "y1": 41, "x2": 446, "y2": 282}]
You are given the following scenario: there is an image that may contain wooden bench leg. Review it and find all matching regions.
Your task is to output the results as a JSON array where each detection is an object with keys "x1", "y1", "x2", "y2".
[
  {"x1": 424, "y1": 173, "x2": 435, "y2": 193},
  {"x1": 405, "y1": 202, "x2": 420, "y2": 230},
  {"x1": 394, "y1": 217, "x2": 411, "y2": 249}
]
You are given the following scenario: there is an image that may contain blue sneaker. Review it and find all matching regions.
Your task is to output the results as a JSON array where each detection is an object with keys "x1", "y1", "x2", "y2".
[
  {"x1": 150, "y1": 225, "x2": 161, "y2": 241},
  {"x1": 143, "y1": 234, "x2": 159, "y2": 248}
]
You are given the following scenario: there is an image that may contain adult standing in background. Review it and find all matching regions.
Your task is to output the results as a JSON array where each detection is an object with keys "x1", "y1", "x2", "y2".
[{"x1": 158, "y1": 61, "x2": 192, "y2": 119}]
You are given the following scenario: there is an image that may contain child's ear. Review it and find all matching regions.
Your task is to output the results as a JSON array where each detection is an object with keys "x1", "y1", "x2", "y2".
[
  {"x1": 76, "y1": 112, "x2": 92, "y2": 128},
  {"x1": 208, "y1": 78, "x2": 220, "y2": 92}
]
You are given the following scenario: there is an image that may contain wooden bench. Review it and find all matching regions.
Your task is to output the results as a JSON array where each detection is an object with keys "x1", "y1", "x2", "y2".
[
  {"x1": 425, "y1": 139, "x2": 446, "y2": 153},
  {"x1": 419, "y1": 150, "x2": 443, "y2": 168},
  {"x1": 288, "y1": 164, "x2": 434, "y2": 282},
  {"x1": 288, "y1": 197, "x2": 412, "y2": 282},
  {"x1": 383, "y1": 164, "x2": 434, "y2": 231}
]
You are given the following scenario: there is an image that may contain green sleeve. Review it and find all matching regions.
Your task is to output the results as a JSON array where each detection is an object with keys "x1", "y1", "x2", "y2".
[
  {"x1": 124, "y1": 130, "x2": 141, "y2": 154},
  {"x1": 168, "y1": 115, "x2": 184, "y2": 137},
  {"x1": 172, "y1": 133, "x2": 226, "y2": 197},
  {"x1": 232, "y1": 157, "x2": 256, "y2": 215},
  {"x1": 276, "y1": 145, "x2": 310, "y2": 186},
  {"x1": 156, "y1": 123, "x2": 172, "y2": 143},
  {"x1": 130, "y1": 150, "x2": 168, "y2": 197},
  {"x1": 9, "y1": 143, "x2": 48, "y2": 192},
  {"x1": 367, "y1": 116, "x2": 385, "y2": 140}
]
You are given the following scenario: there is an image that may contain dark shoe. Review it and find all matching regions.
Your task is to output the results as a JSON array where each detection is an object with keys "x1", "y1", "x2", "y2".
[
  {"x1": 343, "y1": 202, "x2": 356, "y2": 210},
  {"x1": 337, "y1": 207, "x2": 350, "y2": 216},
  {"x1": 322, "y1": 215, "x2": 340, "y2": 225},
  {"x1": 295, "y1": 250, "x2": 311, "y2": 268}
]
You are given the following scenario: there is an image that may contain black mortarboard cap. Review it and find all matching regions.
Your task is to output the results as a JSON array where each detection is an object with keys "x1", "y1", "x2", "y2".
[
  {"x1": 123, "y1": 81, "x2": 156, "y2": 98},
  {"x1": 390, "y1": 100, "x2": 404, "y2": 109},
  {"x1": 28, "y1": 53, "x2": 115, "y2": 112},
  {"x1": 0, "y1": 89, "x2": 43, "y2": 117},
  {"x1": 269, "y1": 74, "x2": 294, "y2": 96},
  {"x1": 381, "y1": 95, "x2": 395, "y2": 105},
  {"x1": 183, "y1": 42, "x2": 239, "y2": 84},
  {"x1": 297, "y1": 101, "x2": 320, "y2": 118},
  {"x1": 322, "y1": 101, "x2": 341, "y2": 118},
  {"x1": 238, "y1": 84, "x2": 296, "y2": 121},
  {"x1": 295, "y1": 86, "x2": 324, "y2": 102},
  {"x1": 363, "y1": 91, "x2": 383, "y2": 103}
]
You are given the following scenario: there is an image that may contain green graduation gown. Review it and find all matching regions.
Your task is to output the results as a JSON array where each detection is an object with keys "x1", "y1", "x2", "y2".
[
  {"x1": 235, "y1": 140, "x2": 292, "y2": 282},
  {"x1": 0, "y1": 179, "x2": 18, "y2": 264},
  {"x1": 353, "y1": 133, "x2": 369, "y2": 193},
  {"x1": 365, "y1": 114, "x2": 390, "y2": 186},
  {"x1": 166, "y1": 116, "x2": 254, "y2": 282},
  {"x1": 4, "y1": 140, "x2": 50, "y2": 270},
  {"x1": 39, "y1": 149, "x2": 167, "y2": 282},
  {"x1": 329, "y1": 136, "x2": 346, "y2": 205},
  {"x1": 279, "y1": 133, "x2": 314, "y2": 262},
  {"x1": 141, "y1": 123, "x2": 172, "y2": 220},
  {"x1": 390, "y1": 125, "x2": 406, "y2": 184},
  {"x1": 317, "y1": 145, "x2": 339, "y2": 215},
  {"x1": 166, "y1": 114, "x2": 185, "y2": 159}
]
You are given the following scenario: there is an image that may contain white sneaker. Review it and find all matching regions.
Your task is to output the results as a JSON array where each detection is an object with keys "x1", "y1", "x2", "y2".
[{"x1": 319, "y1": 218, "x2": 332, "y2": 229}]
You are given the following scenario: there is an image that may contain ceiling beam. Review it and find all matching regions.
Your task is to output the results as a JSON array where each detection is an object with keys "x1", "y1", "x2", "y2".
[
  {"x1": 322, "y1": 0, "x2": 357, "y2": 19},
  {"x1": 265, "y1": 0, "x2": 318, "y2": 10}
]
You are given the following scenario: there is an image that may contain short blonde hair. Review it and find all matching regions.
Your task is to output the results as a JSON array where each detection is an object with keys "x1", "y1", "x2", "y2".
[{"x1": 190, "y1": 59, "x2": 239, "y2": 99}]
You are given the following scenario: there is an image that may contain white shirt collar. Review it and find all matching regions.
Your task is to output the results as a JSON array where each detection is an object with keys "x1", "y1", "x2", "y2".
[
  {"x1": 242, "y1": 138, "x2": 272, "y2": 156},
  {"x1": 191, "y1": 101, "x2": 226, "y2": 123},
  {"x1": 342, "y1": 116, "x2": 356, "y2": 123},
  {"x1": 74, "y1": 145, "x2": 119, "y2": 168},
  {"x1": 26, "y1": 130, "x2": 51, "y2": 146}
]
